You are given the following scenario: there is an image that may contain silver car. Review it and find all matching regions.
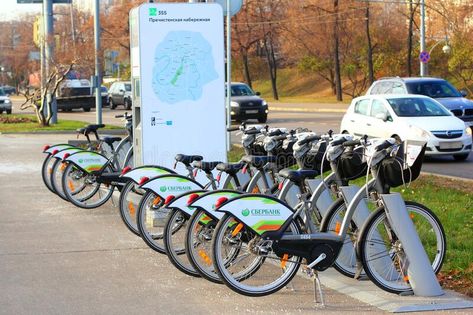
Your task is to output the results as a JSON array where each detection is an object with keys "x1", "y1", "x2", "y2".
[{"x1": 0, "y1": 88, "x2": 12, "y2": 114}]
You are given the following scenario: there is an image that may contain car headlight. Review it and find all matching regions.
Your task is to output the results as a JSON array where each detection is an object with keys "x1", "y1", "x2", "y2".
[
  {"x1": 4, "y1": 99, "x2": 11, "y2": 104},
  {"x1": 231, "y1": 101, "x2": 239, "y2": 107},
  {"x1": 466, "y1": 127, "x2": 472, "y2": 136},
  {"x1": 262, "y1": 100, "x2": 267, "y2": 106},
  {"x1": 410, "y1": 125, "x2": 430, "y2": 139}
]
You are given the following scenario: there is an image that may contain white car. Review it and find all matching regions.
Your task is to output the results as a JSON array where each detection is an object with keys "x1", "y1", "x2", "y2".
[{"x1": 340, "y1": 94, "x2": 472, "y2": 161}]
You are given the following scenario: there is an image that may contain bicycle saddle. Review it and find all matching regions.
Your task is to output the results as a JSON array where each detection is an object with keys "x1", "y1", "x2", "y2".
[
  {"x1": 102, "y1": 136, "x2": 122, "y2": 146},
  {"x1": 175, "y1": 154, "x2": 203, "y2": 165},
  {"x1": 193, "y1": 161, "x2": 222, "y2": 173},
  {"x1": 241, "y1": 155, "x2": 278, "y2": 168},
  {"x1": 216, "y1": 162, "x2": 245, "y2": 175},
  {"x1": 278, "y1": 169, "x2": 319, "y2": 184},
  {"x1": 84, "y1": 124, "x2": 106, "y2": 133}
]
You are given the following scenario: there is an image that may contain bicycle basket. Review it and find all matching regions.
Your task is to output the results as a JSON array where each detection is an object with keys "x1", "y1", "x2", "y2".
[
  {"x1": 380, "y1": 141, "x2": 426, "y2": 188},
  {"x1": 337, "y1": 146, "x2": 368, "y2": 181},
  {"x1": 297, "y1": 141, "x2": 330, "y2": 172},
  {"x1": 274, "y1": 139, "x2": 296, "y2": 170}
]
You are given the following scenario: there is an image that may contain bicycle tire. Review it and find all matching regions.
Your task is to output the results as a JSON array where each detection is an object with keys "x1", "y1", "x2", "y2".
[
  {"x1": 163, "y1": 209, "x2": 201, "y2": 277},
  {"x1": 357, "y1": 201, "x2": 446, "y2": 294},
  {"x1": 136, "y1": 190, "x2": 168, "y2": 254},
  {"x1": 211, "y1": 214, "x2": 302, "y2": 296},
  {"x1": 41, "y1": 154, "x2": 56, "y2": 194},
  {"x1": 118, "y1": 180, "x2": 143, "y2": 236},
  {"x1": 62, "y1": 163, "x2": 114, "y2": 209}
]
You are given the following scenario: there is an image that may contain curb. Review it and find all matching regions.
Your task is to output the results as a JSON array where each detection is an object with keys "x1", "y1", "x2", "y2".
[
  {"x1": 420, "y1": 171, "x2": 473, "y2": 183},
  {"x1": 0, "y1": 129, "x2": 127, "y2": 136},
  {"x1": 270, "y1": 106, "x2": 347, "y2": 113}
]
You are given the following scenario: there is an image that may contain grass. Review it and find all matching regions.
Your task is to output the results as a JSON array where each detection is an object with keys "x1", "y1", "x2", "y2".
[
  {"x1": 228, "y1": 145, "x2": 473, "y2": 296},
  {"x1": 0, "y1": 114, "x2": 120, "y2": 133}
]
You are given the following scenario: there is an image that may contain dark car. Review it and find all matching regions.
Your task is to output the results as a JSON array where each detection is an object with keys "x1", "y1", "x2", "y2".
[
  {"x1": 367, "y1": 77, "x2": 473, "y2": 130},
  {"x1": 1, "y1": 85, "x2": 16, "y2": 95},
  {"x1": 230, "y1": 82, "x2": 268, "y2": 123},
  {"x1": 108, "y1": 81, "x2": 132, "y2": 110}
]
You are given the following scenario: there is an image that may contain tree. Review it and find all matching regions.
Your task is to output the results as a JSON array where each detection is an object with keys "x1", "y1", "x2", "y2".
[
  {"x1": 448, "y1": 35, "x2": 473, "y2": 94},
  {"x1": 20, "y1": 61, "x2": 75, "y2": 126}
]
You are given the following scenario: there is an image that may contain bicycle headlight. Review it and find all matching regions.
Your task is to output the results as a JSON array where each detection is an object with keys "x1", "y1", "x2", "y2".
[{"x1": 263, "y1": 137, "x2": 277, "y2": 152}]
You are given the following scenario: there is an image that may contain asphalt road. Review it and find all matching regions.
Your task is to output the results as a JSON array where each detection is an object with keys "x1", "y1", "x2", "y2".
[{"x1": 9, "y1": 98, "x2": 473, "y2": 180}]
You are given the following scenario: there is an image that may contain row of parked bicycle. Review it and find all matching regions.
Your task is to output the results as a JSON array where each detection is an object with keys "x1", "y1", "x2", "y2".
[{"x1": 40, "y1": 121, "x2": 446, "y2": 302}]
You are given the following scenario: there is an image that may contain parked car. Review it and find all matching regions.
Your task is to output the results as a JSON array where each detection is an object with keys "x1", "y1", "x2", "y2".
[
  {"x1": 0, "y1": 88, "x2": 12, "y2": 114},
  {"x1": 1, "y1": 85, "x2": 16, "y2": 95},
  {"x1": 366, "y1": 77, "x2": 473, "y2": 131},
  {"x1": 230, "y1": 82, "x2": 268, "y2": 123},
  {"x1": 92, "y1": 86, "x2": 109, "y2": 106},
  {"x1": 340, "y1": 94, "x2": 472, "y2": 161},
  {"x1": 108, "y1": 81, "x2": 132, "y2": 110}
]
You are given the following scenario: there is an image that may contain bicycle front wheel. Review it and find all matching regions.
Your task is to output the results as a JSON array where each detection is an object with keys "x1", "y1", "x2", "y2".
[
  {"x1": 163, "y1": 209, "x2": 200, "y2": 277},
  {"x1": 41, "y1": 154, "x2": 56, "y2": 194},
  {"x1": 62, "y1": 163, "x2": 114, "y2": 209},
  {"x1": 357, "y1": 201, "x2": 446, "y2": 294},
  {"x1": 212, "y1": 214, "x2": 302, "y2": 296},
  {"x1": 118, "y1": 180, "x2": 144, "y2": 236},
  {"x1": 136, "y1": 190, "x2": 168, "y2": 254}
]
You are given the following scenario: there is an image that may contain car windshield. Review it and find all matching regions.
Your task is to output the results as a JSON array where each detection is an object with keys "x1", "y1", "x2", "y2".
[
  {"x1": 231, "y1": 84, "x2": 255, "y2": 97},
  {"x1": 387, "y1": 97, "x2": 451, "y2": 117},
  {"x1": 0, "y1": 88, "x2": 5, "y2": 96},
  {"x1": 406, "y1": 81, "x2": 462, "y2": 98},
  {"x1": 125, "y1": 83, "x2": 131, "y2": 91}
]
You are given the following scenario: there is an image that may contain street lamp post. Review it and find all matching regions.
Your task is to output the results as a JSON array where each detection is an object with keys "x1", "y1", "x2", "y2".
[{"x1": 419, "y1": 0, "x2": 427, "y2": 77}]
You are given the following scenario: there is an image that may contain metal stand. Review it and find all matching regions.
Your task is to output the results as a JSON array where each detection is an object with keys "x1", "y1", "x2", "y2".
[
  {"x1": 306, "y1": 179, "x2": 333, "y2": 218},
  {"x1": 303, "y1": 266, "x2": 325, "y2": 307},
  {"x1": 381, "y1": 193, "x2": 443, "y2": 296}
]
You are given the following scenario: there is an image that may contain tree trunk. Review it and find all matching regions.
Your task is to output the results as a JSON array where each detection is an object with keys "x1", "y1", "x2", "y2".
[
  {"x1": 242, "y1": 51, "x2": 252, "y2": 88},
  {"x1": 407, "y1": 1, "x2": 414, "y2": 77},
  {"x1": 333, "y1": 0, "x2": 343, "y2": 101},
  {"x1": 365, "y1": 4, "x2": 374, "y2": 84},
  {"x1": 264, "y1": 36, "x2": 279, "y2": 100}
]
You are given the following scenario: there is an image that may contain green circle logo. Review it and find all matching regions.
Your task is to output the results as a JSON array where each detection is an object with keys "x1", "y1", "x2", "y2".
[
  {"x1": 242, "y1": 208, "x2": 250, "y2": 217},
  {"x1": 160, "y1": 186, "x2": 167, "y2": 192}
]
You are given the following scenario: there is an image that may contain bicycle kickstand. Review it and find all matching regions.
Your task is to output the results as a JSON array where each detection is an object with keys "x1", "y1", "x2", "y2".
[{"x1": 313, "y1": 271, "x2": 325, "y2": 307}]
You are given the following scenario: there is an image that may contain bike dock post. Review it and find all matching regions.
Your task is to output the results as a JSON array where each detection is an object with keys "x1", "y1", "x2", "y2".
[{"x1": 381, "y1": 192, "x2": 444, "y2": 297}]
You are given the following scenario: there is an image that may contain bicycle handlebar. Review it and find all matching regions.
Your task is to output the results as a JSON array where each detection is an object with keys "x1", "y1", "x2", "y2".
[
  {"x1": 272, "y1": 135, "x2": 288, "y2": 141},
  {"x1": 342, "y1": 139, "x2": 361, "y2": 147},
  {"x1": 227, "y1": 126, "x2": 240, "y2": 132},
  {"x1": 330, "y1": 137, "x2": 348, "y2": 146},
  {"x1": 299, "y1": 135, "x2": 321, "y2": 145},
  {"x1": 375, "y1": 140, "x2": 394, "y2": 152}
]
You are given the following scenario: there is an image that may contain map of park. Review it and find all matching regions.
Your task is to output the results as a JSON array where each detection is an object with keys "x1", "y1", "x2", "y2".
[{"x1": 152, "y1": 31, "x2": 218, "y2": 104}]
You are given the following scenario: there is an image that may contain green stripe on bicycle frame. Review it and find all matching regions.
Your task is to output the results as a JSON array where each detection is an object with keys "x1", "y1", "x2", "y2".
[
  {"x1": 251, "y1": 220, "x2": 285, "y2": 235},
  {"x1": 198, "y1": 214, "x2": 213, "y2": 225},
  {"x1": 141, "y1": 167, "x2": 169, "y2": 173},
  {"x1": 242, "y1": 197, "x2": 278, "y2": 204},
  {"x1": 85, "y1": 164, "x2": 104, "y2": 172}
]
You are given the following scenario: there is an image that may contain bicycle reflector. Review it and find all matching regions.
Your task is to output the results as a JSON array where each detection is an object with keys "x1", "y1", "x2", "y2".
[
  {"x1": 278, "y1": 182, "x2": 284, "y2": 191},
  {"x1": 193, "y1": 168, "x2": 198, "y2": 178},
  {"x1": 121, "y1": 166, "x2": 132, "y2": 175},
  {"x1": 138, "y1": 176, "x2": 149, "y2": 186},
  {"x1": 164, "y1": 195, "x2": 175, "y2": 205},
  {"x1": 63, "y1": 153, "x2": 71, "y2": 160},
  {"x1": 52, "y1": 149, "x2": 59, "y2": 155},
  {"x1": 215, "y1": 197, "x2": 228, "y2": 208},
  {"x1": 187, "y1": 193, "x2": 200, "y2": 206},
  {"x1": 43, "y1": 145, "x2": 50, "y2": 151}
]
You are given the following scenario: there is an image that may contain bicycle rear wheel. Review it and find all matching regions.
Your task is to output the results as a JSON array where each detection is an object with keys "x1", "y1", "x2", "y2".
[
  {"x1": 62, "y1": 163, "x2": 114, "y2": 209},
  {"x1": 357, "y1": 202, "x2": 446, "y2": 294},
  {"x1": 211, "y1": 214, "x2": 302, "y2": 296}
]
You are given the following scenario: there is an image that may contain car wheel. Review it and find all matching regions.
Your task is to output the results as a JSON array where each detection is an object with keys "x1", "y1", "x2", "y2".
[
  {"x1": 125, "y1": 99, "x2": 132, "y2": 110},
  {"x1": 6, "y1": 110, "x2": 11, "y2": 114},
  {"x1": 453, "y1": 153, "x2": 469, "y2": 161},
  {"x1": 110, "y1": 100, "x2": 116, "y2": 109},
  {"x1": 83, "y1": 107, "x2": 91, "y2": 112},
  {"x1": 258, "y1": 115, "x2": 267, "y2": 123},
  {"x1": 0, "y1": 110, "x2": 3, "y2": 114}
]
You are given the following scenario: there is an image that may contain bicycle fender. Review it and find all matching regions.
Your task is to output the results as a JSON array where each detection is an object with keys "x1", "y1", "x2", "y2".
[
  {"x1": 64, "y1": 151, "x2": 109, "y2": 173},
  {"x1": 44, "y1": 144, "x2": 73, "y2": 154},
  {"x1": 215, "y1": 194, "x2": 294, "y2": 235},
  {"x1": 51, "y1": 147, "x2": 83, "y2": 160},
  {"x1": 121, "y1": 165, "x2": 175, "y2": 183},
  {"x1": 166, "y1": 190, "x2": 207, "y2": 216},
  {"x1": 140, "y1": 174, "x2": 204, "y2": 199},
  {"x1": 190, "y1": 190, "x2": 243, "y2": 220}
]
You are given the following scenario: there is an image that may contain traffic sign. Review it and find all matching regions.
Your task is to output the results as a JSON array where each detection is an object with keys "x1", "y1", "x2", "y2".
[{"x1": 419, "y1": 51, "x2": 430, "y2": 63}]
